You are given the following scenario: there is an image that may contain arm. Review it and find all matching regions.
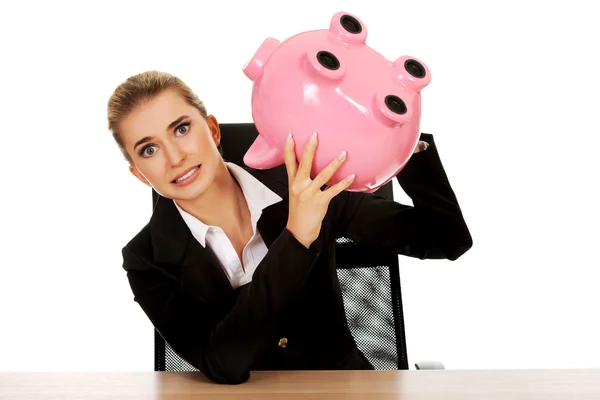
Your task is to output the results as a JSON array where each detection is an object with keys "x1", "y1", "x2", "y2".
[
  {"x1": 335, "y1": 133, "x2": 472, "y2": 260},
  {"x1": 124, "y1": 228, "x2": 320, "y2": 384}
]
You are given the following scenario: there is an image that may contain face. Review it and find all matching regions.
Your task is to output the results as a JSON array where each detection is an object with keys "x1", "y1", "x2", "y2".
[{"x1": 120, "y1": 89, "x2": 224, "y2": 202}]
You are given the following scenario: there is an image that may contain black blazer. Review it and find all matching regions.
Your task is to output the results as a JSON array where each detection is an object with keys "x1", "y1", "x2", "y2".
[{"x1": 121, "y1": 133, "x2": 472, "y2": 384}]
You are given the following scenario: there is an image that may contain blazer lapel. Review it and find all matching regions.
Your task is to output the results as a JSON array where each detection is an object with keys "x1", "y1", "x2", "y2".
[
  {"x1": 148, "y1": 195, "x2": 233, "y2": 307},
  {"x1": 243, "y1": 165, "x2": 291, "y2": 249}
]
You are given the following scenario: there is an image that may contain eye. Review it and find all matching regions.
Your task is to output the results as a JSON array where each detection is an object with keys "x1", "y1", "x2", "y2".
[
  {"x1": 141, "y1": 145, "x2": 157, "y2": 157},
  {"x1": 175, "y1": 123, "x2": 190, "y2": 136}
]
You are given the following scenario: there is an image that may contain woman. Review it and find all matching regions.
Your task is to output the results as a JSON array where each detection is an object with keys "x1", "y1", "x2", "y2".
[{"x1": 107, "y1": 70, "x2": 472, "y2": 384}]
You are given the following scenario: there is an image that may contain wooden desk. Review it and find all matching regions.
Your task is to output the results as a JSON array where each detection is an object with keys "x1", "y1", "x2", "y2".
[{"x1": 1, "y1": 369, "x2": 599, "y2": 399}]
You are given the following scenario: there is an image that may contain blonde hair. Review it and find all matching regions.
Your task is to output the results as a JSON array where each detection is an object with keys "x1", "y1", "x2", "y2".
[{"x1": 107, "y1": 70, "x2": 209, "y2": 163}]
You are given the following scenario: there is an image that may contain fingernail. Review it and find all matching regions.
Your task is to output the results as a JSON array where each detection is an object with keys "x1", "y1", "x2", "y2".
[
  {"x1": 337, "y1": 151, "x2": 346, "y2": 161},
  {"x1": 345, "y1": 174, "x2": 355, "y2": 183},
  {"x1": 287, "y1": 133, "x2": 293, "y2": 144},
  {"x1": 309, "y1": 132, "x2": 317, "y2": 144}
]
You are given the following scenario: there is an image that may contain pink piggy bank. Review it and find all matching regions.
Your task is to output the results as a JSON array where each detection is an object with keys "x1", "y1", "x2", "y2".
[{"x1": 242, "y1": 11, "x2": 431, "y2": 193}]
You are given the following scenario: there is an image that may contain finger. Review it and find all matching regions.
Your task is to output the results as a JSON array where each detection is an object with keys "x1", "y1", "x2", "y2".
[
  {"x1": 414, "y1": 140, "x2": 428, "y2": 153},
  {"x1": 413, "y1": 141, "x2": 420, "y2": 153},
  {"x1": 297, "y1": 132, "x2": 318, "y2": 181},
  {"x1": 309, "y1": 150, "x2": 347, "y2": 193},
  {"x1": 322, "y1": 173, "x2": 355, "y2": 201},
  {"x1": 283, "y1": 133, "x2": 298, "y2": 184}
]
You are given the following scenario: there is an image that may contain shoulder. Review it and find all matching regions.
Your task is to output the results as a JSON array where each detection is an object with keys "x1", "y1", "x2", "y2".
[
  {"x1": 124, "y1": 223, "x2": 152, "y2": 253},
  {"x1": 120, "y1": 194, "x2": 184, "y2": 273},
  {"x1": 121, "y1": 223, "x2": 153, "y2": 271}
]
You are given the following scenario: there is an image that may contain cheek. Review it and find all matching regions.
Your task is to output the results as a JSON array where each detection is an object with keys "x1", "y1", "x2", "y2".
[
  {"x1": 183, "y1": 131, "x2": 215, "y2": 154},
  {"x1": 137, "y1": 156, "x2": 168, "y2": 182},
  {"x1": 139, "y1": 165, "x2": 161, "y2": 183}
]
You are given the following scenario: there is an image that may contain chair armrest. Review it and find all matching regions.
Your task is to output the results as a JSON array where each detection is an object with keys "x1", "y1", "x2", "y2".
[{"x1": 414, "y1": 360, "x2": 446, "y2": 370}]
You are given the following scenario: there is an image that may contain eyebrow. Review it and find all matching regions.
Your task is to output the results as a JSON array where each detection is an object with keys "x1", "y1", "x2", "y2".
[{"x1": 133, "y1": 115, "x2": 190, "y2": 150}]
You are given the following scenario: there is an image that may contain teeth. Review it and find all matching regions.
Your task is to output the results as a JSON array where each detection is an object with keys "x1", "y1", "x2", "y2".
[{"x1": 175, "y1": 167, "x2": 198, "y2": 183}]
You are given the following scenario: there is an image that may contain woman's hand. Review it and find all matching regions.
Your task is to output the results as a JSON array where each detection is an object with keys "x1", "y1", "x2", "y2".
[
  {"x1": 414, "y1": 140, "x2": 429, "y2": 153},
  {"x1": 284, "y1": 132, "x2": 355, "y2": 249}
]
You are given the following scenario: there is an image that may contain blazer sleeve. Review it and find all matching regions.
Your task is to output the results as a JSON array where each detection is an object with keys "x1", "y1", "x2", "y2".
[
  {"x1": 334, "y1": 133, "x2": 472, "y2": 260},
  {"x1": 123, "y1": 228, "x2": 320, "y2": 385}
]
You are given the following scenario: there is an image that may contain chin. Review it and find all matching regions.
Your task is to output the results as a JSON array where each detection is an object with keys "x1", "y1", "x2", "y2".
[{"x1": 171, "y1": 178, "x2": 215, "y2": 203}]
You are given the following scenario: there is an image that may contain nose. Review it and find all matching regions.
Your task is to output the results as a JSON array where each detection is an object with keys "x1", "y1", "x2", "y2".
[{"x1": 163, "y1": 141, "x2": 186, "y2": 167}]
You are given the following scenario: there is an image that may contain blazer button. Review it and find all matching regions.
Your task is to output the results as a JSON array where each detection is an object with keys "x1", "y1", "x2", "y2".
[{"x1": 278, "y1": 337, "x2": 288, "y2": 348}]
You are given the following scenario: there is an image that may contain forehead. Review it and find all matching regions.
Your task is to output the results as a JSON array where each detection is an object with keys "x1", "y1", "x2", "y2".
[{"x1": 120, "y1": 89, "x2": 197, "y2": 144}]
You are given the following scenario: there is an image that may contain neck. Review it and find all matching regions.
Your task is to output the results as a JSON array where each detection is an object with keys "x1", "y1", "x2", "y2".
[{"x1": 175, "y1": 161, "x2": 249, "y2": 228}]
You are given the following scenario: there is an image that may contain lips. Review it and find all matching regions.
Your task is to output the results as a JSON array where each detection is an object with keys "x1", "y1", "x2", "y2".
[{"x1": 172, "y1": 165, "x2": 200, "y2": 183}]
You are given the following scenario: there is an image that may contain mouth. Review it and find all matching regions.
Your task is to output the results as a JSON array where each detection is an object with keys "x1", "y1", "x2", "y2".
[{"x1": 171, "y1": 165, "x2": 201, "y2": 186}]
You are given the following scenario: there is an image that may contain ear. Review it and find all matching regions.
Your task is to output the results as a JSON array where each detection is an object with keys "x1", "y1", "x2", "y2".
[
  {"x1": 129, "y1": 164, "x2": 152, "y2": 188},
  {"x1": 206, "y1": 114, "x2": 221, "y2": 147}
]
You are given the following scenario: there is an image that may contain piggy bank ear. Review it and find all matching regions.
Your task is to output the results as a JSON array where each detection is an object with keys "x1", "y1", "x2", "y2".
[
  {"x1": 243, "y1": 38, "x2": 281, "y2": 81},
  {"x1": 329, "y1": 12, "x2": 368, "y2": 45},
  {"x1": 393, "y1": 56, "x2": 432, "y2": 92}
]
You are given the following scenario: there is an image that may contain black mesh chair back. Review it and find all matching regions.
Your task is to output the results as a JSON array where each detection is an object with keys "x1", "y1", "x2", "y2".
[{"x1": 152, "y1": 123, "x2": 409, "y2": 371}]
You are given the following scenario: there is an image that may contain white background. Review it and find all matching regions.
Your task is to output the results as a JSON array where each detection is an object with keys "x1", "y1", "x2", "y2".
[{"x1": 0, "y1": 0, "x2": 598, "y2": 372}]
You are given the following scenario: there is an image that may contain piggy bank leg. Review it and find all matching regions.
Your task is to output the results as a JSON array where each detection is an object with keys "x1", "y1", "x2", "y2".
[
  {"x1": 243, "y1": 135, "x2": 285, "y2": 169},
  {"x1": 392, "y1": 56, "x2": 432, "y2": 92},
  {"x1": 243, "y1": 37, "x2": 280, "y2": 81}
]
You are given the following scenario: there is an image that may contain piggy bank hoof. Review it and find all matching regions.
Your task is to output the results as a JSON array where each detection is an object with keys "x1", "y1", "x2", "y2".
[
  {"x1": 340, "y1": 14, "x2": 362, "y2": 34},
  {"x1": 329, "y1": 12, "x2": 367, "y2": 44},
  {"x1": 385, "y1": 95, "x2": 407, "y2": 115},
  {"x1": 393, "y1": 55, "x2": 431, "y2": 90},
  {"x1": 405, "y1": 59, "x2": 426, "y2": 79},
  {"x1": 317, "y1": 51, "x2": 340, "y2": 70}
]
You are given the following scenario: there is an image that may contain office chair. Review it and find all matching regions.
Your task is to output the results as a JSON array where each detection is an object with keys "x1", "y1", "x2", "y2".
[{"x1": 152, "y1": 123, "x2": 442, "y2": 371}]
